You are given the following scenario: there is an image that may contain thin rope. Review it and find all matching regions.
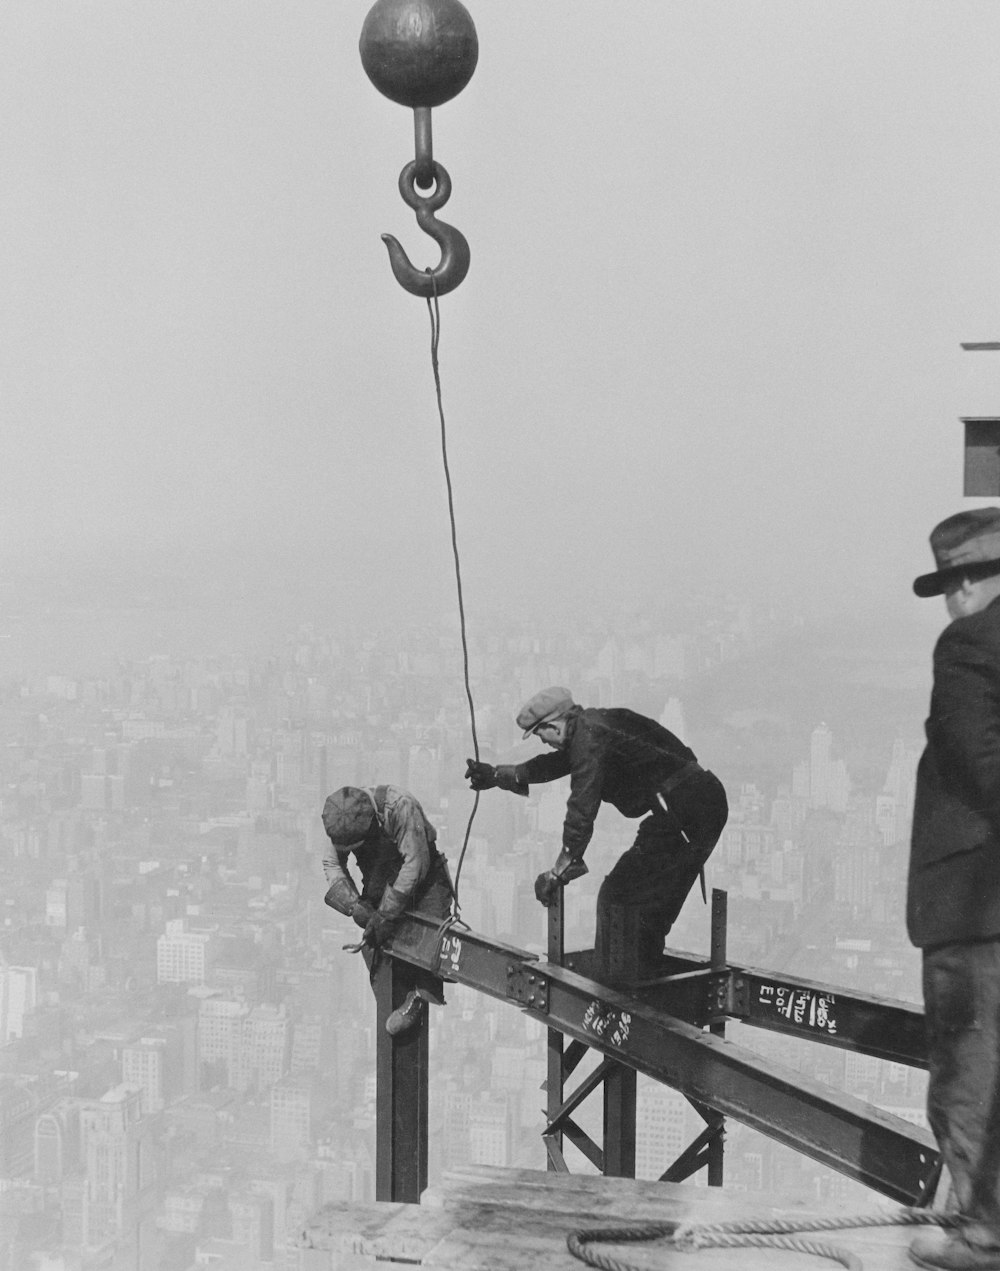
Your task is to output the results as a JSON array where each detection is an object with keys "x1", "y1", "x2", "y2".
[
  {"x1": 566, "y1": 1206, "x2": 953, "y2": 1271},
  {"x1": 425, "y1": 281, "x2": 479, "y2": 917}
]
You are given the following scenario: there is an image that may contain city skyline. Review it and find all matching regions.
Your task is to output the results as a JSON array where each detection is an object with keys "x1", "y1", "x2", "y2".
[{"x1": 0, "y1": 590, "x2": 937, "y2": 1268}]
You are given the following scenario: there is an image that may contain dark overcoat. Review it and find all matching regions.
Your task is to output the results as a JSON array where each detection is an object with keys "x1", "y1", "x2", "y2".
[{"x1": 909, "y1": 595, "x2": 1000, "y2": 947}]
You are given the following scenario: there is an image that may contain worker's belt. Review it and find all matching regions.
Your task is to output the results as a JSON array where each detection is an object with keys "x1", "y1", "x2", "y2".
[
  {"x1": 656, "y1": 761, "x2": 705, "y2": 800},
  {"x1": 652, "y1": 761, "x2": 710, "y2": 905}
]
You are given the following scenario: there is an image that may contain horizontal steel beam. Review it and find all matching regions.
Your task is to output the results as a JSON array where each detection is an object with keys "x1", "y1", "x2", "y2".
[
  {"x1": 392, "y1": 913, "x2": 938, "y2": 1204},
  {"x1": 570, "y1": 947, "x2": 928, "y2": 1068}
]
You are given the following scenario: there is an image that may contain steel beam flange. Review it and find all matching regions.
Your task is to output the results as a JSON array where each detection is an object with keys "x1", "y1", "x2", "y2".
[{"x1": 507, "y1": 963, "x2": 550, "y2": 1012}]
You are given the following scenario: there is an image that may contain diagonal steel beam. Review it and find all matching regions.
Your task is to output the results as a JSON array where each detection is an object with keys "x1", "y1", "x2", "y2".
[{"x1": 395, "y1": 910, "x2": 939, "y2": 1203}]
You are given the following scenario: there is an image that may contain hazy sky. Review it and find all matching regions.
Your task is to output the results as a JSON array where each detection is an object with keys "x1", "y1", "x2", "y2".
[{"x1": 1, "y1": 2, "x2": 999, "y2": 636}]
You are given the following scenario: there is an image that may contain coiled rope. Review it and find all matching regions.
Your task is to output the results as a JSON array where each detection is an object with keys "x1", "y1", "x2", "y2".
[
  {"x1": 424, "y1": 281, "x2": 477, "y2": 953},
  {"x1": 567, "y1": 1206, "x2": 953, "y2": 1271}
]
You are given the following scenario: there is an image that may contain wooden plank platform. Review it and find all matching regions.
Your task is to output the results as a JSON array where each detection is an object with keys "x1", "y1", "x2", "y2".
[{"x1": 297, "y1": 1165, "x2": 933, "y2": 1270}]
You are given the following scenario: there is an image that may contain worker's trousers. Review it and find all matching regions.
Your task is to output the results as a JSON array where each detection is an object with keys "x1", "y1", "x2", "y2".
[
  {"x1": 595, "y1": 769, "x2": 727, "y2": 978},
  {"x1": 924, "y1": 937, "x2": 1000, "y2": 1247}
]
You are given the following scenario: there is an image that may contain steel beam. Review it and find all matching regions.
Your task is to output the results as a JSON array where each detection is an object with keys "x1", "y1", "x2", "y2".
[
  {"x1": 571, "y1": 947, "x2": 928, "y2": 1067},
  {"x1": 736, "y1": 966, "x2": 928, "y2": 1067},
  {"x1": 603, "y1": 904, "x2": 637, "y2": 1178},
  {"x1": 707, "y1": 889, "x2": 728, "y2": 1185},
  {"x1": 393, "y1": 910, "x2": 939, "y2": 1203},
  {"x1": 546, "y1": 890, "x2": 565, "y2": 1171},
  {"x1": 374, "y1": 953, "x2": 429, "y2": 1202}
]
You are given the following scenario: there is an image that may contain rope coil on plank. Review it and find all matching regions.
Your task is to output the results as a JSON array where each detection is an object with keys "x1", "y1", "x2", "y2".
[{"x1": 567, "y1": 1206, "x2": 954, "y2": 1271}]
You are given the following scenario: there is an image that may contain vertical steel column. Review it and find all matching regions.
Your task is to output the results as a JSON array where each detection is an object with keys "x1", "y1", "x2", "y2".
[
  {"x1": 546, "y1": 889, "x2": 565, "y2": 1169},
  {"x1": 708, "y1": 888, "x2": 728, "y2": 1186},
  {"x1": 602, "y1": 904, "x2": 637, "y2": 1177},
  {"x1": 374, "y1": 955, "x2": 429, "y2": 1202}
]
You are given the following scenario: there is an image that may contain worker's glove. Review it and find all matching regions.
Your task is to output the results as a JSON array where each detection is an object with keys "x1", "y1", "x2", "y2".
[
  {"x1": 551, "y1": 851, "x2": 589, "y2": 886},
  {"x1": 351, "y1": 899, "x2": 376, "y2": 931},
  {"x1": 494, "y1": 765, "x2": 528, "y2": 796},
  {"x1": 363, "y1": 912, "x2": 397, "y2": 950},
  {"x1": 324, "y1": 876, "x2": 361, "y2": 916},
  {"x1": 534, "y1": 871, "x2": 563, "y2": 907},
  {"x1": 465, "y1": 759, "x2": 498, "y2": 791}
]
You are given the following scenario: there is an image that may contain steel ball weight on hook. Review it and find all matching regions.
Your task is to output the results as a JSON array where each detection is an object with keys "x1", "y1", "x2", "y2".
[{"x1": 359, "y1": 0, "x2": 478, "y2": 109}]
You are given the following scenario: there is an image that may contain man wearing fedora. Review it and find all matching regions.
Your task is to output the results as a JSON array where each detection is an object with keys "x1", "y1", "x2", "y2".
[
  {"x1": 909, "y1": 508, "x2": 1000, "y2": 1270},
  {"x1": 321, "y1": 784, "x2": 453, "y2": 1036},
  {"x1": 466, "y1": 687, "x2": 728, "y2": 978}
]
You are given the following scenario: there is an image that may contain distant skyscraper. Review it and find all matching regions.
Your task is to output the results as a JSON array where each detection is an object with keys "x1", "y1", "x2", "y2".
[
  {"x1": 270, "y1": 1079, "x2": 311, "y2": 1163},
  {"x1": 156, "y1": 919, "x2": 214, "y2": 985},
  {"x1": 660, "y1": 697, "x2": 686, "y2": 738},
  {"x1": 408, "y1": 744, "x2": 441, "y2": 805},
  {"x1": 635, "y1": 1079, "x2": 699, "y2": 1181},
  {"x1": 801, "y1": 723, "x2": 850, "y2": 813},
  {"x1": 35, "y1": 1098, "x2": 81, "y2": 1185},
  {"x1": 0, "y1": 964, "x2": 37, "y2": 1042},
  {"x1": 122, "y1": 1038, "x2": 167, "y2": 1115},
  {"x1": 198, "y1": 997, "x2": 248, "y2": 1088},
  {"x1": 79, "y1": 1085, "x2": 156, "y2": 1252},
  {"x1": 468, "y1": 1095, "x2": 511, "y2": 1166},
  {"x1": 235, "y1": 1003, "x2": 290, "y2": 1094},
  {"x1": 0, "y1": 1079, "x2": 39, "y2": 1176}
]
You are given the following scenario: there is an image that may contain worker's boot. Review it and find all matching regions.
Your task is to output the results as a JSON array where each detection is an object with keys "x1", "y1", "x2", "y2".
[
  {"x1": 910, "y1": 1227, "x2": 1000, "y2": 1270},
  {"x1": 385, "y1": 989, "x2": 426, "y2": 1036}
]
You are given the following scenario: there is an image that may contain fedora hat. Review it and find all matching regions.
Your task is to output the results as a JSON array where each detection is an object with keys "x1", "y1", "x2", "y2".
[{"x1": 913, "y1": 508, "x2": 1000, "y2": 597}]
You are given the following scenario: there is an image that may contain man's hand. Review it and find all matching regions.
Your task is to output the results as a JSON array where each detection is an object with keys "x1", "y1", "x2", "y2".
[
  {"x1": 363, "y1": 912, "x2": 396, "y2": 949},
  {"x1": 534, "y1": 871, "x2": 563, "y2": 907},
  {"x1": 465, "y1": 759, "x2": 498, "y2": 791},
  {"x1": 351, "y1": 900, "x2": 375, "y2": 931}
]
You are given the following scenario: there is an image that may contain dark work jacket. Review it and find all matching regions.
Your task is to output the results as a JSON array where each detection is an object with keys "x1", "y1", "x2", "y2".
[
  {"x1": 515, "y1": 706, "x2": 697, "y2": 859},
  {"x1": 322, "y1": 786, "x2": 442, "y2": 920},
  {"x1": 908, "y1": 596, "x2": 1000, "y2": 948}
]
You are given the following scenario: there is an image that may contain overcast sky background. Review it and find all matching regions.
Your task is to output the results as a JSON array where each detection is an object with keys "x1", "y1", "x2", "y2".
[{"x1": 1, "y1": 2, "x2": 999, "y2": 652}]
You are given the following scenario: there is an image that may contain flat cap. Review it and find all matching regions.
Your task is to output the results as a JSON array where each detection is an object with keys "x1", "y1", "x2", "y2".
[
  {"x1": 322, "y1": 787, "x2": 376, "y2": 846},
  {"x1": 516, "y1": 686, "x2": 575, "y2": 739}
]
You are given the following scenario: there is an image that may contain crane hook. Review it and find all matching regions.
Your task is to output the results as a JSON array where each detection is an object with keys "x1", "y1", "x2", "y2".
[{"x1": 381, "y1": 159, "x2": 470, "y2": 298}]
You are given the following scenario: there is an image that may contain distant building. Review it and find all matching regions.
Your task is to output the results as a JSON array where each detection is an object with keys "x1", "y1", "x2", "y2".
[
  {"x1": 122, "y1": 1037, "x2": 167, "y2": 1115},
  {"x1": 78, "y1": 1084, "x2": 157, "y2": 1251},
  {"x1": 468, "y1": 1095, "x2": 511, "y2": 1167},
  {"x1": 198, "y1": 997, "x2": 248, "y2": 1088},
  {"x1": 0, "y1": 964, "x2": 37, "y2": 1042},
  {"x1": 236, "y1": 1004, "x2": 291, "y2": 1093},
  {"x1": 635, "y1": 1079, "x2": 698, "y2": 1182},
  {"x1": 229, "y1": 1189, "x2": 274, "y2": 1262},
  {"x1": 34, "y1": 1098, "x2": 82, "y2": 1187},
  {"x1": 156, "y1": 919, "x2": 215, "y2": 985},
  {"x1": 270, "y1": 1079, "x2": 311, "y2": 1163}
]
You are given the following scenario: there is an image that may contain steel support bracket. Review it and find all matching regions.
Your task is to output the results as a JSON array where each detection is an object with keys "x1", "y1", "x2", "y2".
[
  {"x1": 706, "y1": 968, "x2": 748, "y2": 1019},
  {"x1": 507, "y1": 962, "x2": 550, "y2": 1012}
]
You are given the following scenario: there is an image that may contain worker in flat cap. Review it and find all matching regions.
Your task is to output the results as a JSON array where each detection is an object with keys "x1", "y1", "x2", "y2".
[
  {"x1": 466, "y1": 688, "x2": 728, "y2": 978},
  {"x1": 908, "y1": 509, "x2": 1000, "y2": 1271},
  {"x1": 322, "y1": 785, "x2": 453, "y2": 1035}
]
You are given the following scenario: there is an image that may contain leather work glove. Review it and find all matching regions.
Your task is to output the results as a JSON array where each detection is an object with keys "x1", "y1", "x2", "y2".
[
  {"x1": 363, "y1": 912, "x2": 397, "y2": 950},
  {"x1": 534, "y1": 871, "x2": 563, "y2": 907},
  {"x1": 465, "y1": 759, "x2": 498, "y2": 791},
  {"x1": 351, "y1": 899, "x2": 376, "y2": 931}
]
